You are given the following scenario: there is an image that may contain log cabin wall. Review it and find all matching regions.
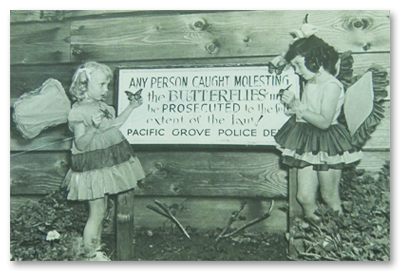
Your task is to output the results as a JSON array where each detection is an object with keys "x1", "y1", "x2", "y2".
[{"x1": 10, "y1": 10, "x2": 390, "y2": 233}]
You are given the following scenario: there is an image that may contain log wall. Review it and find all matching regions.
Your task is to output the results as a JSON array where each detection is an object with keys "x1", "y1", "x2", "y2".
[{"x1": 10, "y1": 10, "x2": 390, "y2": 235}]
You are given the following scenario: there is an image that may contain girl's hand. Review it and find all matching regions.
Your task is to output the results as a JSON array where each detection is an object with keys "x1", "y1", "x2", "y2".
[
  {"x1": 284, "y1": 109, "x2": 295, "y2": 116},
  {"x1": 130, "y1": 97, "x2": 143, "y2": 109},
  {"x1": 92, "y1": 113, "x2": 103, "y2": 128},
  {"x1": 281, "y1": 91, "x2": 296, "y2": 107}
]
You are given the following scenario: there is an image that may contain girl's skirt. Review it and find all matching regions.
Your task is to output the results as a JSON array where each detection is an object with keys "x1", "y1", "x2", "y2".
[
  {"x1": 62, "y1": 140, "x2": 146, "y2": 201},
  {"x1": 274, "y1": 116, "x2": 362, "y2": 171}
]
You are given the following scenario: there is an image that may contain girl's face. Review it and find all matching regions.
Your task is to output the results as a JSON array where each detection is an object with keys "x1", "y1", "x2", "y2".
[
  {"x1": 290, "y1": 55, "x2": 317, "y2": 81},
  {"x1": 86, "y1": 69, "x2": 110, "y2": 101}
]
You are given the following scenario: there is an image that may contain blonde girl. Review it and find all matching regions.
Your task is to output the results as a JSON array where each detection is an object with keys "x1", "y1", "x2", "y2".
[{"x1": 63, "y1": 61, "x2": 145, "y2": 259}]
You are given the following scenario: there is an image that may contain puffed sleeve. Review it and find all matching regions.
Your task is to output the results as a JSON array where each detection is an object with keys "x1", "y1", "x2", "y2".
[{"x1": 67, "y1": 107, "x2": 88, "y2": 132}]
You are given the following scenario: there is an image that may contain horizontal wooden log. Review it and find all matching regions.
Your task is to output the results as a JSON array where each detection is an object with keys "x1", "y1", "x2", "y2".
[
  {"x1": 10, "y1": 147, "x2": 389, "y2": 197},
  {"x1": 10, "y1": 152, "x2": 70, "y2": 195},
  {"x1": 10, "y1": 196, "x2": 287, "y2": 233},
  {"x1": 10, "y1": 151, "x2": 287, "y2": 198},
  {"x1": 10, "y1": 10, "x2": 135, "y2": 23},
  {"x1": 10, "y1": 21, "x2": 71, "y2": 64},
  {"x1": 137, "y1": 151, "x2": 287, "y2": 198},
  {"x1": 356, "y1": 150, "x2": 390, "y2": 173},
  {"x1": 10, "y1": 10, "x2": 210, "y2": 24},
  {"x1": 10, "y1": 11, "x2": 389, "y2": 65},
  {"x1": 69, "y1": 10, "x2": 389, "y2": 63}
]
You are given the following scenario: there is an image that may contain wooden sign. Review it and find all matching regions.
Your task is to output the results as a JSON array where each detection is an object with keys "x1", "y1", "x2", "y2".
[{"x1": 117, "y1": 66, "x2": 300, "y2": 145}]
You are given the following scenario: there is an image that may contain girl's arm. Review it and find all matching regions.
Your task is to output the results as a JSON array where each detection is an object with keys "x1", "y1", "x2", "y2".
[
  {"x1": 284, "y1": 83, "x2": 341, "y2": 130},
  {"x1": 99, "y1": 98, "x2": 143, "y2": 131},
  {"x1": 72, "y1": 123, "x2": 98, "y2": 151}
]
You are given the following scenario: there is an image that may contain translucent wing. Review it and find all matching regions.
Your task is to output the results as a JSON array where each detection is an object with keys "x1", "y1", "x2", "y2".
[
  {"x1": 13, "y1": 78, "x2": 71, "y2": 139},
  {"x1": 337, "y1": 52, "x2": 388, "y2": 149},
  {"x1": 344, "y1": 72, "x2": 374, "y2": 137}
]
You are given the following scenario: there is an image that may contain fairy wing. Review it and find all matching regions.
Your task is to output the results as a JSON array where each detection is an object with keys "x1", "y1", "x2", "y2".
[
  {"x1": 13, "y1": 78, "x2": 71, "y2": 139},
  {"x1": 337, "y1": 52, "x2": 388, "y2": 149},
  {"x1": 344, "y1": 72, "x2": 374, "y2": 137}
]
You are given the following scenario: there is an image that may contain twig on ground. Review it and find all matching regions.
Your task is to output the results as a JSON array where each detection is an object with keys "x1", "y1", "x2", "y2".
[
  {"x1": 215, "y1": 201, "x2": 247, "y2": 242},
  {"x1": 146, "y1": 199, "x2": 191, "y2": 239},
  {"x1": 219, "y1": 200, "x2": 275, "y2": 239}
]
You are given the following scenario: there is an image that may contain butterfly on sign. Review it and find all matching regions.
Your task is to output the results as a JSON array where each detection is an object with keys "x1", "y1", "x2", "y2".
[
  {"x1": 266, "y1": 62, "x2": 287, "y2": 75},
  {"x1": 125, "y1": 88, "x2": 143, "y2": 101}
]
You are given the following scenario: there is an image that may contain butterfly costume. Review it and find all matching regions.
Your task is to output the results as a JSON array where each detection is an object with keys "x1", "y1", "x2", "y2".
[
  {"x1": 271, "y1": 23, "x2": 388, "y2": 171},
  {"x1": 13, "y1": 80, "x2": 145, "y2": 201}
]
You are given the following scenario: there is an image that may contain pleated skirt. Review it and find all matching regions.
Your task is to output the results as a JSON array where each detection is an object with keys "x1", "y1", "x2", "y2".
[
  {"x1": 62, "y1": 140, "x2": 145, "y2": 201},
  {"x1": 274, "y1": 116, "x2": 362, "y2": 171}
]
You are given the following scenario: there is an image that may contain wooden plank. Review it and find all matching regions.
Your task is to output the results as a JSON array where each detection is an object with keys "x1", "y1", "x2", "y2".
[
  {"x1": 10, "y1": 152, "x2": 70, "y2": 195},
  {"x1": 70, "y1": 11, "x2": 389, "y2": 63},
  {"x1": 10, "y1": 21, "x2": 71, "y2": 64},
  {"x1": 116, "y1": 190, "x2": 135, "y2": 260},
  {"x1": 10, "y1": 151, "x2": 287, "y2": 198},
  {"x1": 137, "y1": 151, "x2": 287, "y2": 198},
  {"x1": 356, "y1": 151, "x2": 390, "y2": 173},
  {"x1": 10, "y1": 11, "x2": 228, "y2": 24},
  {"x1": 11, "y1": 149, "x2": 387, "y2": 197},
  {"x1": 10, "y1": 65, "x2": 75, "y2": 102},
  {"x1": 10, "y1": 10, "x2": 135, "y2": 23}
]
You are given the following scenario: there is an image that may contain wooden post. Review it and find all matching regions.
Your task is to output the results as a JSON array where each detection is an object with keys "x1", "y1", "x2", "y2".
[
  {"x1": 288, "y1": 168, "x2": 304, "y2": 258},
  {"x1": 116, "y1": 189, "x2": 135, "y2": 261}
]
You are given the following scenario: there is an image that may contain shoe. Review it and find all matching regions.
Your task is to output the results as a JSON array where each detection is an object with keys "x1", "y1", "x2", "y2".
[{"x1": 91, "y1": 251, "x2": 111, "y2": 261}]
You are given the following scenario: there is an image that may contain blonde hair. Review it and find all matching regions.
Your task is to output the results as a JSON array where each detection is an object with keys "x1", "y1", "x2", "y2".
[{"x1": 69, "y1": 61, "x2": 113, "y2": 101}]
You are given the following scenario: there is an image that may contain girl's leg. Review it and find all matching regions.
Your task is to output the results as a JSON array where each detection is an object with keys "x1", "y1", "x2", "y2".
[
  {"x1": 83, "y1": 197, "x2": 107, "y2": 250},
  {"x1": 297, "y1": 166, "x2": 319, "y2": 220},
  {"x1": 318, "y1": 168, "x2": 343, "y2": 215},
  {"x1": 96, "y1": 195, "x2": 109, "y2": 247}
]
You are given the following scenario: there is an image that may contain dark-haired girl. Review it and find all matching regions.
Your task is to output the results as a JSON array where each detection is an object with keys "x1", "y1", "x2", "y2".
[{"x1": 274, "y1": 27, "x2": 362, "y2": 221}]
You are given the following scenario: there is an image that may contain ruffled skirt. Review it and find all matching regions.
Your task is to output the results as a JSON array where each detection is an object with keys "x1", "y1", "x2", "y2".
[
  {"x1": 274, "y1": 116, "x2": 362, "y2": 171},
  {"x1": 63, "y1": 140, "x2": 146, "y2": 200}
]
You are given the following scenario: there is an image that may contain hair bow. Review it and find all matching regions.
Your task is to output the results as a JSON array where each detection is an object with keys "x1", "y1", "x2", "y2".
[
  {"x1": 290, "y1": 23, "x2": 317, "y2": 42},
  {"x1": 290, "y1": 23, "x2": 318, "y2": 43},
  {"x1": 77, "y1": 68, "x2": 92, "y2": 81}
]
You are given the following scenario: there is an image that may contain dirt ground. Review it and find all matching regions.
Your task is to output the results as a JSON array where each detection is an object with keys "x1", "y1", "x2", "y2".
[{"x1": 104, "y1": 227, "x2": 288, "y2": 261}]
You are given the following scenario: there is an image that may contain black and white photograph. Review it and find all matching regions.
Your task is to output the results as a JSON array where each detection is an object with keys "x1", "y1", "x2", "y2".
[{"x1": 8, "y1": 9, "x2": 391, "y2": 262}]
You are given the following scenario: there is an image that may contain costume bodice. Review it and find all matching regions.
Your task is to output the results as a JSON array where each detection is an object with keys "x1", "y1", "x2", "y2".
[
  {"x1": 68, "y1": 100, "x2": 125, "y2": 154},
  {"x1": 296, "y1": 75, "x2": 344, "y2": 124}
]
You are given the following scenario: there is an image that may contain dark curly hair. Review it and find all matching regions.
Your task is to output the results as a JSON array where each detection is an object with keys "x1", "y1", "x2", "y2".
[{"x1": 285, "y1": 35, "x2": 339, "y2": 76}]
